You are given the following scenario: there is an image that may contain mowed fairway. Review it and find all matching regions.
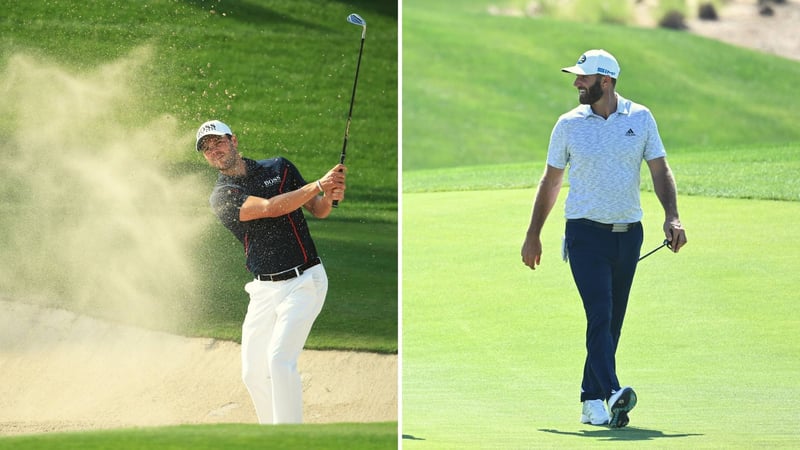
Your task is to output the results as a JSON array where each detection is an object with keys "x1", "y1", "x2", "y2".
[{"x1": 402, "y1": 189, "x2": 800, "y2": 448}]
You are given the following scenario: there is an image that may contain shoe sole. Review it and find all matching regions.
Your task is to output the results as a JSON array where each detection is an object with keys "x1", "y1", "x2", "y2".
[{"x1": 609, "y1": 388, "x2": 637, "y2": 428}]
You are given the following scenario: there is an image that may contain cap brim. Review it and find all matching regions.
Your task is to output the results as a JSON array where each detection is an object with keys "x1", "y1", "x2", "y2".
[{"x1": 561, "y1": 65, "x2": 588, "y2": 75}]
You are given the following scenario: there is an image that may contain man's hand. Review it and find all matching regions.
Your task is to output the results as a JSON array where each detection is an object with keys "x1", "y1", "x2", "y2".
[
  {"x1": 521, "y1": 234, "x2": 543, "y2": 270},
  {"x1": 319, "y1": 164, "x2": 347, "y2": 202},
  {"x1": 664, "y1": 219, "x2": 687, "y2": 252}
]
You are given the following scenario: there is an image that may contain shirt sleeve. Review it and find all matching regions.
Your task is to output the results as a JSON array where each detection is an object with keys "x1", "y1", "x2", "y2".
[
  {"x1": 643, "y1": 110, "x2": 667, "y2": 161},
  {"x1": 546, "y1": 118, "x2": 569, "y2": 169},
  {"x1": 280, "y1": 158, "x2": 308, "y2": 191},
  {"x1": 210, "y1": 182, "x2": 248, "y2": 229}
]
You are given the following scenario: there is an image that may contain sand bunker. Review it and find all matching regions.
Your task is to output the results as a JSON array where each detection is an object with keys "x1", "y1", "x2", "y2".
[{"x1": 0, "y1": 299, "x2": 397, "y2": 436}]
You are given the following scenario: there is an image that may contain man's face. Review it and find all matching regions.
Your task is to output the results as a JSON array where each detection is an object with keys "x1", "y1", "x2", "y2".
[
  {"x1": 574, "y1": 74, "x2": 604, "y2": 105},
  {"x1": 200, "y1": 135, "x2": 238, "y2": 171}
]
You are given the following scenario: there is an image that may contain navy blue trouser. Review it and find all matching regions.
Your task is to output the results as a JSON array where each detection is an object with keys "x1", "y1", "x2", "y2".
[{"x1": 565, "y1": 220, "x2": 643, "y2": 402}]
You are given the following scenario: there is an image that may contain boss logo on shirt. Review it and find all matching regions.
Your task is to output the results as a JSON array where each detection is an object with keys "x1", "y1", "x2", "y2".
[{"x1": 263, "y1": 176, "x2": 281, "y2": 188}]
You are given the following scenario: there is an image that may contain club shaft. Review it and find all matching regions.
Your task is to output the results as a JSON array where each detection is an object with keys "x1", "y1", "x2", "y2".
[
  {"x1": 333, "y1": 34, "x2": 365, "y2": 208},
  {"x1": 638, "y1": 241, "x2": 669, "y2": 261}
]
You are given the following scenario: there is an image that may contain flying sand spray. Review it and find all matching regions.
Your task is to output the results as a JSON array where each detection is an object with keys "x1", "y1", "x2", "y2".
[{"x1": 0, "y1": 47, "x2": 211, "y2": 329}]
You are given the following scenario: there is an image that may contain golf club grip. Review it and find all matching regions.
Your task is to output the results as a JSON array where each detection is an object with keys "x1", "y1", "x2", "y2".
[
  {"x1": 332, "y1": 146, "x2": 345, "y2": 208},
  {"x1": 332, "y1": 131, "x2": 348, "y2": 208}
]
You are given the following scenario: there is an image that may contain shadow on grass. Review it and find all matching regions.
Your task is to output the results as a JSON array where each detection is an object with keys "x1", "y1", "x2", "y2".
[
  {"x1": 539, "y1": 427, "x2": 703, "y2": 442},
  {"x1": 402, "y1": 434, "x2": 426, "y2": 441}
]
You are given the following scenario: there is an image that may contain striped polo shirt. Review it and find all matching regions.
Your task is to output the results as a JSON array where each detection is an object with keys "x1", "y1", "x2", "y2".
[{"x1": 546, "y1": 94, "x2": 667, "y2": 224}]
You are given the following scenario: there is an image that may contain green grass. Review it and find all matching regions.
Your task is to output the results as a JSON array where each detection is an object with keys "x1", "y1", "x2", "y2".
[
  {"x1": 402, "y1": 0, "x2": 800, "y2": 448},
  {"x1": 402, "y1": 0, "x2": 800, "y2": 171},
  {"x1": 402, "y1": 190, "x2": 800, "y2": 448},
  {"x1": 0, "y1": 423, "x2": 397, "y2": 450},
  {"x1": 403, "y1": 143, "x2": 800, "y2": 202},
  {"x1": 0, "y1": 0, "x2": 397, "y2": 352}
]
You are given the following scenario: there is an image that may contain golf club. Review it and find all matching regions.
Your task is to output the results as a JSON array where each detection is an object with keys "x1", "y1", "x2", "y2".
[
  {"x1": 638, "y1": 239, "x2": 671, "y2": 262},
  {"x1": 333, "y1": 13, "x2": 366, "y2": 208}
]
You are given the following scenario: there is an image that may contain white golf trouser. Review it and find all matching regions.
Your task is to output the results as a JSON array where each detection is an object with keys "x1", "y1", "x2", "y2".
[{"x1": 241, "y1": 264, "x2": 327, "y2": 424}]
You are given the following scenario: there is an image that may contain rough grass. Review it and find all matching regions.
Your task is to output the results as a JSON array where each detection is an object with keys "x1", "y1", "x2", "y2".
[
  {"x1": 403, "y1": 0, "x2": 800, "y2": 171},
  {"x1": 0, "y1": 423, "x2": 398, "y2": 450}
]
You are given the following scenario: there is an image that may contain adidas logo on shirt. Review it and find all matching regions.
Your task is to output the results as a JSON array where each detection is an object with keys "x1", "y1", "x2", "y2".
[{"x1": 625, "y1": 128, "x2": 636, "y2": 136}]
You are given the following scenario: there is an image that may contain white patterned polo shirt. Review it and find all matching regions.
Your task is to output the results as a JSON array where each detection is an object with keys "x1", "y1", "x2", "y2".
[{"x1": 546, "y1": 94, "x2": 667, "y2": 223}]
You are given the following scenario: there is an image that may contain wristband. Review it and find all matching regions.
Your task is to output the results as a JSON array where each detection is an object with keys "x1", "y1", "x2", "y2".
[{"x1": 316, "y1": 180, "x2": 324, "y2": 193}]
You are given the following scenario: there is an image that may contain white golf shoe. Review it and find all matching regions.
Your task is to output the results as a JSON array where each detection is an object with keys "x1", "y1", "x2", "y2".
[
  {"x1": 580, "y1": 399, "x2": 610, "y2": 425},
  {"x1": 608, "y1": 386, "x2": 637, "y2": 428}
]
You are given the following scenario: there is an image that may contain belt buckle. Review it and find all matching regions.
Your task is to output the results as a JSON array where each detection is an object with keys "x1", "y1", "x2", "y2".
[
  {"x1": 611, "y1": 223, "x2": 628, "y2": 233},
  {"x1": 260, "y1": 259, "x2": 315, "y2": 282},
  {"x1": 273, "y1": 266, "x2": 300, "y2": 281}
]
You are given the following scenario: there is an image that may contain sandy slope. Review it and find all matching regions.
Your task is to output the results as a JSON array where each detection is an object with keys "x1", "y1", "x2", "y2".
[
  {"x1": 686, "y1": 0, "x2": 800, "y2": 61},
  {"x1": 0, "y1": 300, "x2": 396, "y2": 436},
  {"x1": 489, "y1": 0, "x2": 800, "y2": 61}
]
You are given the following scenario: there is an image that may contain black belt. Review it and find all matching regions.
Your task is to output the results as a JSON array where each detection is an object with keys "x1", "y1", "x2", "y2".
[
  {"x1": 256, "y1": 257, "x2": 321, "y2": 282},
  {"x1": 567, "y1": 219, "x2": 640, "y2": 232}
]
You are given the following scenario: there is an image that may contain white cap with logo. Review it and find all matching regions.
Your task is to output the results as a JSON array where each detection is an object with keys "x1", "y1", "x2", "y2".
[
  {"x1": 561, "y1": 49, "x2": 620, "y2": 79},
  {"x1": 196, "y1": 120, "x2": 233, "y2": 151}
]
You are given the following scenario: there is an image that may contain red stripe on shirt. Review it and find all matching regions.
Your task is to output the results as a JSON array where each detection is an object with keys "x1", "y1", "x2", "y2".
[{"x1": 279, "y1": 166, "x2": 309, "y2": 263}]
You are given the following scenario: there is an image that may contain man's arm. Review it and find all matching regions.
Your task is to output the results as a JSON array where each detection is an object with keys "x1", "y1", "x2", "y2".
[
  {"x1": 239, "y1": 164, "x2": 346, "y2": 221},
  {"x1": 647, "y1": 157, "x2": 687, "y2": 252},
  {"x1": 303, "y1": 192, "x2": 335, "y2": 219},
  {"x1": 304, "y1": 164, "x2": 346, "y2": 218},
  {"x1": 521, "y1": 164, "x2": 565, "y2": 270}
]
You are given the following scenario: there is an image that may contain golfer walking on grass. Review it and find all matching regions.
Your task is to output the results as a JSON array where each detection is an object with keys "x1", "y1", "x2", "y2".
[
  {"x1": 521, "y1": 50, "x2": 687, "y2": 428},
  {"x1": 196, "y1": 120, "x2": 346, "y2": 424}
]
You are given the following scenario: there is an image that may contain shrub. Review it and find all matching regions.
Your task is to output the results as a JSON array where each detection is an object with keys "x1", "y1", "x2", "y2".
[
  {"x1": 698, "y1": 3, "x2": 718, "y2": 20},
  {"x1": 659, "y1": 10, "x2": 688, "y2": 30}
]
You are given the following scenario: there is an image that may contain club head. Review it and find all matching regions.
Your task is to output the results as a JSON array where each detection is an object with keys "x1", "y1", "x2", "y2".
[{"x1": 347, "y1": 13, "x2": 366, "y2": 27}]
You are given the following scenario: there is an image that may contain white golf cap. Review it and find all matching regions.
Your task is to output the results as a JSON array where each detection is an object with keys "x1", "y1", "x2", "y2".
[
  {"x1": 561, "y1": 49, "x2": 620, "y2": 79},
  {"x1": 196, "y1": 120, "x2": 233, "y2": 151}
]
